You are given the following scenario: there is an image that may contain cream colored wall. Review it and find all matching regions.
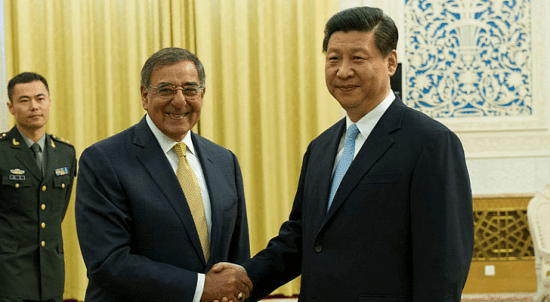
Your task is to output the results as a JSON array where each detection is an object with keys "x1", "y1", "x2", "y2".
[{"x1": 465, "y1": 0, "x2": 550, "y2": 195}]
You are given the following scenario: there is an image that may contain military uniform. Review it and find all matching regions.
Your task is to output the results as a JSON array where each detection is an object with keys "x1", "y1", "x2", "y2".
[{"x1": 0, "y1": 126, "x2": 76, "y2": 302}]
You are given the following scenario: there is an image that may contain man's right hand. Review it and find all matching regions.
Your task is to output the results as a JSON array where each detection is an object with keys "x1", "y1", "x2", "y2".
[{"x1": 202, "y1": 262, "x2": 253, "y2": 302}]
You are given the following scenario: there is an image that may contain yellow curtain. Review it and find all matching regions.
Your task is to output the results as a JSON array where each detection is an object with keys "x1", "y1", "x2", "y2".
[
  {"x1": 4, "y1": 0, "x2": 339, "y2": 299},
  {"x1": 194, "y1": 0, "x2": 340, "y2": 296}
]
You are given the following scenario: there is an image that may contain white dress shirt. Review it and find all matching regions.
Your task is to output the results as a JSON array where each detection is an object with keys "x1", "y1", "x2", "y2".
[{"x1": 332, "y1": 90, "x2": 396, "y2": 175}]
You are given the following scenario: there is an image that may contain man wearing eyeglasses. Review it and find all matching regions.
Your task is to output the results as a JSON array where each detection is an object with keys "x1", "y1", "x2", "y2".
[{"x1": 75, "y1": 47, "x2": 252, "y2": 302}]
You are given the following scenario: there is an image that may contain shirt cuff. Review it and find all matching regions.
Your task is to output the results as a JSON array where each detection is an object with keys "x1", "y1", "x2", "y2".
[{"x1": 193, "y1": 273, "x2": 205, "y2": 302}]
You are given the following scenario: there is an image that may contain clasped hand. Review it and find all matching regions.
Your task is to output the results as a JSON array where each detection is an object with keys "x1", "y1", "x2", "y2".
[{"x1": 201, "y1": 262, "x2": 253, "y2": 302}]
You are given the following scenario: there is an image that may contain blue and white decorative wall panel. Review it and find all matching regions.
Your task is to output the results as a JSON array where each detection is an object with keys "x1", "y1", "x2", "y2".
[{"x1": 405, "y1": 0, "x2": 533, "y2": 119}]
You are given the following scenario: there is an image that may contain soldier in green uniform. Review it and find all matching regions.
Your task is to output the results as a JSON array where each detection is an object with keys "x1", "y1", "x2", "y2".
[{"x1": 0, "y1": 72, "x2": 77, "y2": 302}]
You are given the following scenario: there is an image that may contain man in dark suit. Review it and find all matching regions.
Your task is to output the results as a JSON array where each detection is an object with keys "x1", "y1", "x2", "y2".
[
  {"x1": 241, "y1": 7, "x2": 474, "y2": 302},
  {"x1": 0, "y1": 72, "x2": 77, "y2": 302},
  {"x1": 75, "y1": 47, "x2": 252, "y2": 302}
]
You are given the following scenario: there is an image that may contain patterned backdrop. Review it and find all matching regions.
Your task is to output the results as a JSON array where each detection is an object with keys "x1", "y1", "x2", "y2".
[{"x1": 404, "y1": 0, "x2": 532, "y2": 118}]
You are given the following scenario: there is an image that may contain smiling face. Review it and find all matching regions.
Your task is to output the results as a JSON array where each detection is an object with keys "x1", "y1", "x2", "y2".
[
  {"x1": 325, "y1": 30, "x2": 397, "y2": 122},
  {"x1": 7, "y1": 80, "x2": 51, "y2": 137},
  {"x1": 141, "y1": 60, "x2": 205, "y2": 141}
]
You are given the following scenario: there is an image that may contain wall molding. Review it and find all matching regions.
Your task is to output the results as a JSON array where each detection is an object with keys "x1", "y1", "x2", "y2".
[{"x1": 460, "y1": 132, "x2": 550, "y2": 158}]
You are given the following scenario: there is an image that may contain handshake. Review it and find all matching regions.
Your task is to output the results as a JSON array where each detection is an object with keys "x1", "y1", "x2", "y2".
[{"x1": 201, "y1": 262, "x2": 253, "y2": 302}]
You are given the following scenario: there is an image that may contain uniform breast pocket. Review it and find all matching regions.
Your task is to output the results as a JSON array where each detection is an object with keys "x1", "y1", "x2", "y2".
[
  {"x1": 52, "y1": 175, "x2": 71, "y2": 210},
  {"x1": 53, "y1": 175, "x2": 70, "y2": 190},
  {"x1": 1, "y1": 175, "x2": 32, "y2": 210}
]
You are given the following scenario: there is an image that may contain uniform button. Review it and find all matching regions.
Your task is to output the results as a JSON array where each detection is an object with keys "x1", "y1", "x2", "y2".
[
  {"x1": 41, "y1": 204, "x2": 46, "y2": 210},
  {"x1": 42, "y1": 185, "x2": 47, "y2": 191},
  {"x1": 62, "y1": 183, "x2": 66, "y2": 189},
  {"x1": 41, "y1": 222, "x2": 46, "y2": 228},
  {"x1": 41, "y1": 241, "x2": 46, "y2": 247},
  {"x1": 314, "y1": 245, "x2": 322, "y2": 253},
  {"x1": 15, "y1": 183, "x2": 20, "y2": 189}
]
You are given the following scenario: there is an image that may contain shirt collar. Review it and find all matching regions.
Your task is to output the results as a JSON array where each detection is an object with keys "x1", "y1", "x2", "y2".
[
  {"x1": 17, "y1": 128, "x2": 46, "y2": 150},
  {"x1": 145, "y1": 114, "x2": 196, "y2": 156},
  {"x1": 346, "y1": 90, "x2": 396, "y2": 135}
]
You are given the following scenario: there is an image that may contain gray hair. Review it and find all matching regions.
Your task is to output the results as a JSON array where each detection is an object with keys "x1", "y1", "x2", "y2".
[{"x1": 140, "y1": 47, "x2": 206, "y2": 87}]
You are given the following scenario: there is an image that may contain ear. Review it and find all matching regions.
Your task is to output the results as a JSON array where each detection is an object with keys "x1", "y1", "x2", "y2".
[
  {"x1": 140, "y1": 86, "x2": 149, "y2": 110},
  {"x1": 7, "y1": 101, "x2": 14, "y2": 115},
  {"x1": 386, "y1": 50, "x2": 398, "y2": 77},
  {"x1": 200, "y1": 86, "x2": 206, "y2": 99}
]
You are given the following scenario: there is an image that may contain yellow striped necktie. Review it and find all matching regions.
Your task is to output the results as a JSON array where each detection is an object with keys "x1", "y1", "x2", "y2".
[{"x1": 173, "y1": 142, "x2": 210, "y2": 261}]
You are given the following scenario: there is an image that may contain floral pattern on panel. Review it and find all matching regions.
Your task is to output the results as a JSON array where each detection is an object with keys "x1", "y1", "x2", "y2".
[{"x1": 404, "y1": 0, "x2": 532, "y2": 118}]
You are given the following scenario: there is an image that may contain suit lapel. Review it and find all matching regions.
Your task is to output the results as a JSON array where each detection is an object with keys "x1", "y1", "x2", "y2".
[
  {"x1": 322, "y1": 98, "x2": 406, "y2": 223},
  {"x1": 133, "y1": 118, "x2": 207, "y2": 264},
  {"x1": 315, "y1": 120, "x2": 346, "y2": 217}
]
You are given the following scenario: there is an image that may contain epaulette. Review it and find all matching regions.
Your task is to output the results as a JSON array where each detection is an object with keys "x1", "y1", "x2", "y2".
[
  {"x1": 0, "y1": 132, "x2": 9, "y2": 141},
  {"x1": 50, "y1": 134, "x2": 75, "y2": 148}
]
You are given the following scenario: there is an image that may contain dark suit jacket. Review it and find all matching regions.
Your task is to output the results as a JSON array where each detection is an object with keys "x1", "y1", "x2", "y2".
[
  {"x1": 0, "y1": 126, "x2": 76, "y2": 301},
  {"x1": 75, "y1": 116, "x2": 250, "y2": 301},
  {"x1": 244, "y1": 96, "x2": 474, "y2": 302}
]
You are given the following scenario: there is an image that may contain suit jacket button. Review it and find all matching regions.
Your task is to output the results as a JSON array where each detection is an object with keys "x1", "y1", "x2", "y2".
[
  {"x1": 315, "y1": 245, "x2": 322, "y2": 253},
  {"x1": 41, "y1": 241, "x2": 46, "y2": 247},
  {"x1": 42, "y1": 185, "x2": 47, "y2": 192}
]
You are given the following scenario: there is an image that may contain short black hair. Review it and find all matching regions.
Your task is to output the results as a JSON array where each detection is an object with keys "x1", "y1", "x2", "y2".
[
  {"x1": 7, "y1": 72, "x2": 49, "y2": 102},
  {"x1": 141, "y1": 47, "x2": 206, "y2": 88},
  {"x1": 322, "y1": 6, "x2": 398, "y2": 57}
]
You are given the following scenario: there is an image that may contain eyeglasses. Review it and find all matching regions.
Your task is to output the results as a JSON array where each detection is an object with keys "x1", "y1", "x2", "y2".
[{"x1": 148, "y1": 84, "x2": 204, "y2": 99}]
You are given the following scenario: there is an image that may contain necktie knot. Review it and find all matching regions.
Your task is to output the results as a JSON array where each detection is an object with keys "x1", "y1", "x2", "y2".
[
  {"x1": 346, "y1": 124, "x2": 359, "y2": 141},
  {"x1": 173, "y1": 142, "x2": 187, "y2": 159},
  {"x1": 31, "y1": 143, "x2": 41, "y2": 154}
]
